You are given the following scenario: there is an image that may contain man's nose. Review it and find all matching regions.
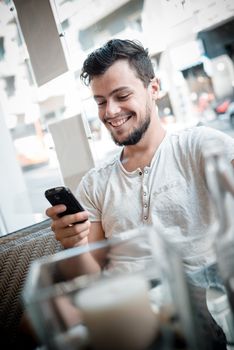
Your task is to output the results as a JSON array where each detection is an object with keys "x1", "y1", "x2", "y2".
[{"x1": 105, "y1": 100, "x2": 121, "y2": 117}]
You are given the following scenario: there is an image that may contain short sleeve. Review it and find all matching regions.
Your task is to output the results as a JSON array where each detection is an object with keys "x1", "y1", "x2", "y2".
[
  {"x1": 196, "y1": 126, "x2": 234, "y2": 163},
  {"x1": 75, "y1": 171, "x2": 102, "y2": 222}
]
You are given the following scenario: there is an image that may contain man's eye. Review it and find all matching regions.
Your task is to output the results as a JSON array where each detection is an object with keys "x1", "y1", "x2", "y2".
[
  {"x1": 118, "y1": 94, "x2": 130, "y2": 100},
  {"x1": 97, "y1": 101, "x2": 106, "y2": 106}
]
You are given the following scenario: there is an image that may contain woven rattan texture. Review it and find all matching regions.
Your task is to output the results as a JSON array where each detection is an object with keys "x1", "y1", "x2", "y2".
[{"x1": 0, "y1": 219, "x2": 62, "y2": 346}]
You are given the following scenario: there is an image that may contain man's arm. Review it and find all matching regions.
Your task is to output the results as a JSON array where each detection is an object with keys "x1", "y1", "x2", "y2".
[
  {"x1": 65, "y1": 221, "x2": 107, "y2": 276},
  {"x1": 88, "y1": 221, "x2": 107, "y2": 268},
  {"x1": 46, "y1": 205, "x2": 106, "y2": 275}
]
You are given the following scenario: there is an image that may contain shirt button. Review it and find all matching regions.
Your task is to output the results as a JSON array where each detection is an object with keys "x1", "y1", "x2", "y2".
[
  {"x1": 144, "y1": 170, "x2": 148, "y2": 174},
  {"x1": 139, "y1": 171, "x2": 142, "y2": 176},
  {"x1": 144, "y1": 203, "x2": 147, "y2": 208},
  {"x1": 143, "y1": 192, "x2": 147, "y2": 196},
  {"x1": 144, "y1": 216, "x2": 148, "y2": 220}
]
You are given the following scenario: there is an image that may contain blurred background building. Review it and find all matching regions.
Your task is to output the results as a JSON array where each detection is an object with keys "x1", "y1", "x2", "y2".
[{"x1": 0, "y1": 0, "x2": 234, "y2": 234}]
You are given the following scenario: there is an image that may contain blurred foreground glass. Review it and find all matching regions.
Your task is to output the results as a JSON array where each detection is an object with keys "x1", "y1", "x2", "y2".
[
  {"x1": 23, "y1": 226, "x2": 216, "y2": 350},
  {"x1": 203, "y1": 139, "x2": 234, "y2": 318}
]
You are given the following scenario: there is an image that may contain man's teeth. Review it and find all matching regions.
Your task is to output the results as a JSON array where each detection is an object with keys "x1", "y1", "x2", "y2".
[{"x1": 109, "y1": 117, "x2": 129, "y2": 127}]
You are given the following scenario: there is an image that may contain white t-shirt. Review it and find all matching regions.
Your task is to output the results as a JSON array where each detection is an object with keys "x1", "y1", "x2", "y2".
[{"x1": 77, "y1": 126, "x2": 234, "y2": 270}]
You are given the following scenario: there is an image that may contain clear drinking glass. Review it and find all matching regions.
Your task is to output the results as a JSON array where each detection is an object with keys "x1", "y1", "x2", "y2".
[
  {"x1": 203, "y1": 139, "x2": 234, "y2": 326},
  {"x1": 23, "y1": 225, "x2": 215, "y2": 350}
]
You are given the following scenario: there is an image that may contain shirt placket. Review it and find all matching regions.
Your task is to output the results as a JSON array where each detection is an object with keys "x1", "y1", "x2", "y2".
[{"x1": 139, "y1": 168, "x2": 149, "y2": 222}]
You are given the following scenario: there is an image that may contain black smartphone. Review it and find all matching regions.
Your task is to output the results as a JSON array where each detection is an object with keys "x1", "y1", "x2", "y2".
[{"x1": 45, "y1": 186, "x2": 86, "y2": 223}]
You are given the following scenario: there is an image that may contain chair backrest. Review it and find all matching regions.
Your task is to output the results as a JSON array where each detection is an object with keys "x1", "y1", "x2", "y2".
[{"x1": 0, "y1": 219, "x2": 62, "y2": 347}]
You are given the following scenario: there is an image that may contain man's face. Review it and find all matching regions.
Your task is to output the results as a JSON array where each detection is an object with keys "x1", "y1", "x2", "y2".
[{"x1": 90, "y1": 60, "x2": 156, "y2": 146}]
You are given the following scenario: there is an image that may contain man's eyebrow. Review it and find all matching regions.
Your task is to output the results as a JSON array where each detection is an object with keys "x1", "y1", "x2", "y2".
[{"x1": 94, "y1": 86, "x2": 130, "y2": 100}]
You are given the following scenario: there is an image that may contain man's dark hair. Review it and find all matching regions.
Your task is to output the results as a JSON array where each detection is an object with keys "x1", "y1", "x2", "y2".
[{"x1": 80, "y1": 39, "x2": 155, "y2": 87}]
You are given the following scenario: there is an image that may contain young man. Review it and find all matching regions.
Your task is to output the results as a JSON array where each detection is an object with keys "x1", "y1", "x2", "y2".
[
  {"x1": 44, "y1": 38, "x2": 234, "y2": 349},
  {"x1": 46, "y1": 39, "x2": 234, "y2": 272}
]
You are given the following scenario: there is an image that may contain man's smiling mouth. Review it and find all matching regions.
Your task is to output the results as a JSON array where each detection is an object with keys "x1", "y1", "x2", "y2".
[{"x1": 107, "y1": 116, "x2": 131, "y2": 127}]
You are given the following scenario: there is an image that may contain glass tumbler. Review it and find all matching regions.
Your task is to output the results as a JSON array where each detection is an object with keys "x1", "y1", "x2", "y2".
[{"x1": 23, "y1": 225, "x2": 211, "y2": 350}]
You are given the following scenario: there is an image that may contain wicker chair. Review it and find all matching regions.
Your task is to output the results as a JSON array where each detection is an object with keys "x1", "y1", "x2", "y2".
[{"x1": 0, "y1": 219, "x2": 62, "y2": 348}]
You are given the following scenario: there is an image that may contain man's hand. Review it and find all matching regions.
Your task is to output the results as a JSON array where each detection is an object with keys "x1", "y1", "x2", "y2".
[{"x1": 46, "y1": 205, "x2": 90, "y2": 249}]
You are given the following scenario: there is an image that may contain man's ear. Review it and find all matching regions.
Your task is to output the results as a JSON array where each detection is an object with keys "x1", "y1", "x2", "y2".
[{"x1": 149, "y1": 78, "x2": 160, "y2": 100}]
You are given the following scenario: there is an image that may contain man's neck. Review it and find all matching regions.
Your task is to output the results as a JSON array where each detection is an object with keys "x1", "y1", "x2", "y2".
[{"x1": 121, "y1": 124, "x2": 166, "y2": 172}]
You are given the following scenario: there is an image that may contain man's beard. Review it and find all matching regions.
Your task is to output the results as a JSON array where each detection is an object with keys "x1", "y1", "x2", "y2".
[{"x1": 111, "y1": 110, "x2": 151, "y2": 146}]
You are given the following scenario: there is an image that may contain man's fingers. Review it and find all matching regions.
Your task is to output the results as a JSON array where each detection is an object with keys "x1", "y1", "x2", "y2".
[
  {"x1": 53, "y1": 220, "x2": 90, "y2": 239},
  {"x1": 46, "y1": 206, "x2": 90, "y2": 249},
  {"x1": 56, "y1": 211, "x2": 89, "y2": 228},
  {"x1": 46, "y1": 205, "x2": 67, "y2": 220},
  {"x1": 59, "y1": 231, "x2": 89, "y2": 248}
]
